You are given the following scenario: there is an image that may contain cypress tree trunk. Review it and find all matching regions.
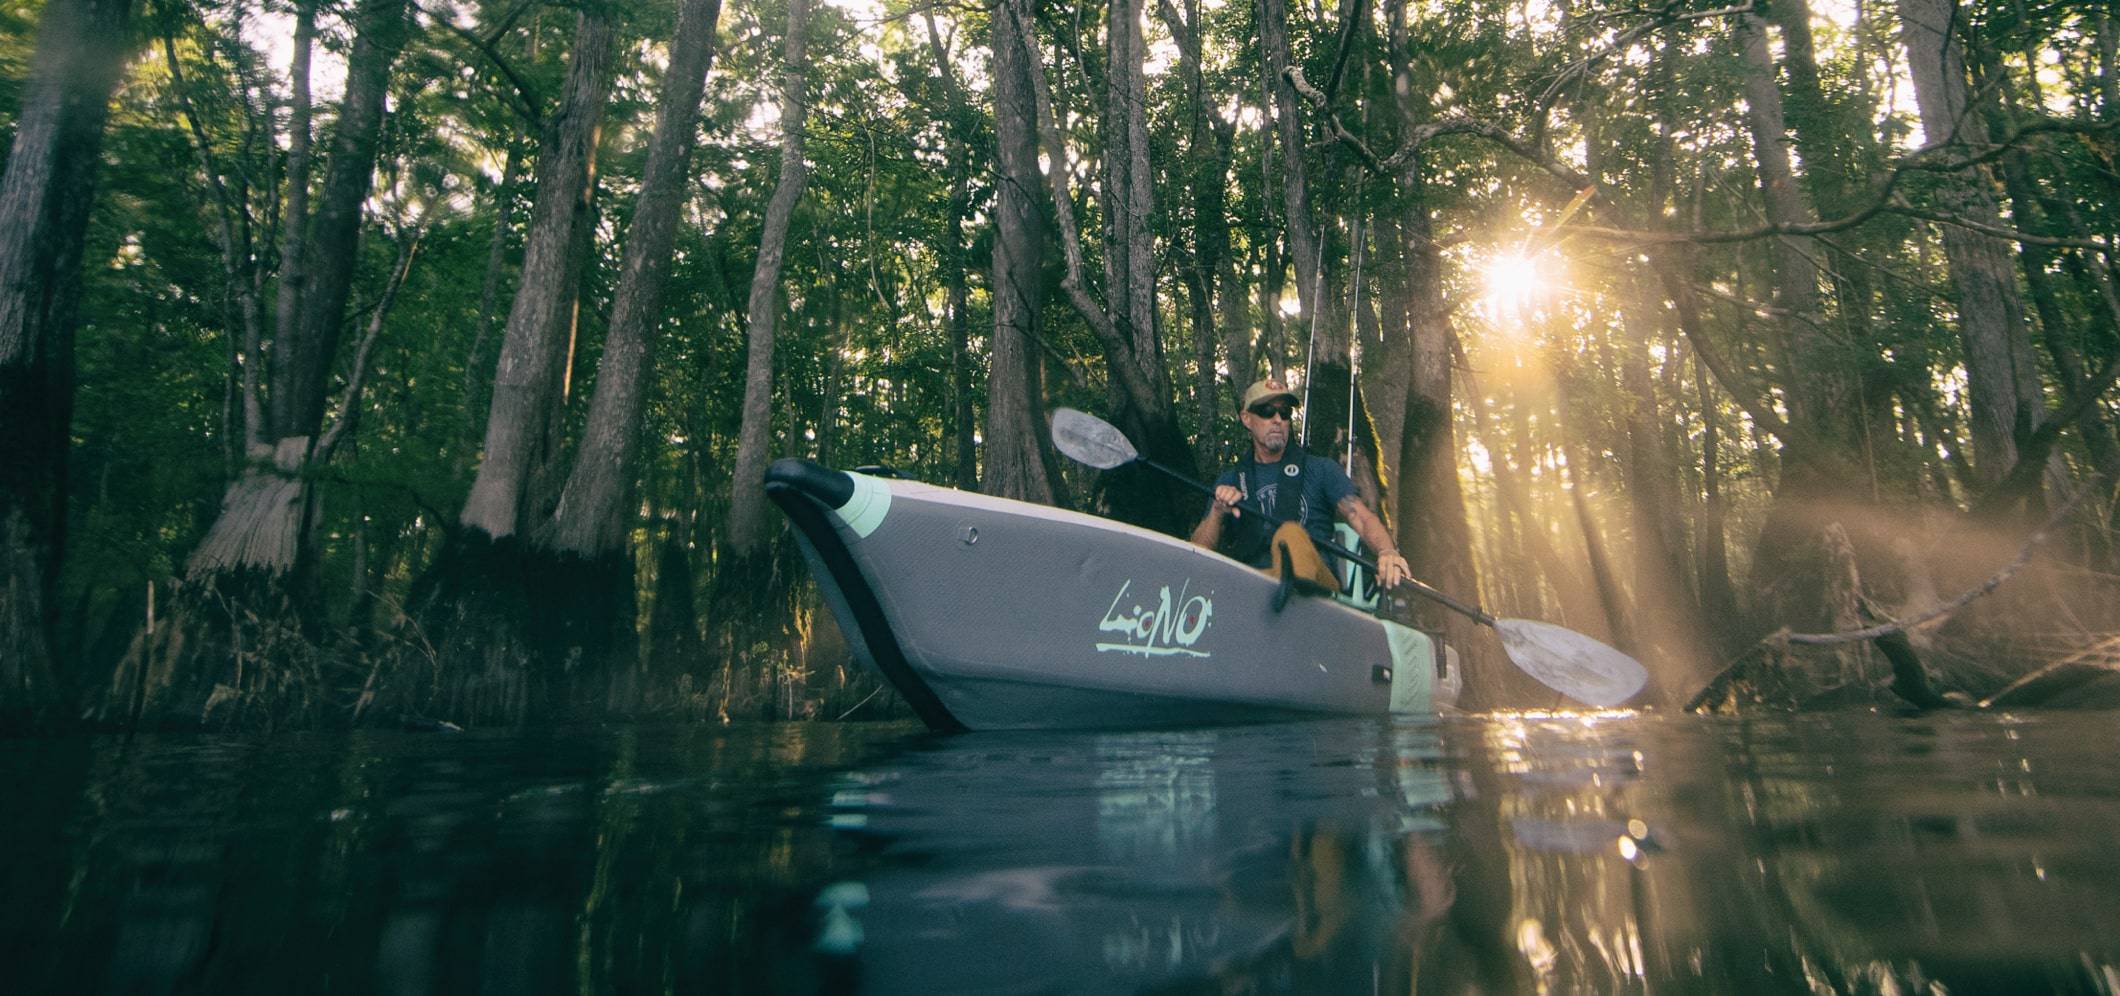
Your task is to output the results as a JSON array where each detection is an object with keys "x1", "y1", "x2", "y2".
[
  {"x1": 1732, "y1": 11, "x2": 1847, "y2": 445},
  {"x1": 1382, "y1": 0, "x2": 1513, "y2": 707},
  {"x1": 533, "y1": 0, "x2": 723, "y2": 712},
  {"x1": 981, "y1": 0, "x2": 1059, "y2": 505},
  {"x1": 1212, "y1": 127, "x2": 1249, "y2": 395},
  {"x1": 461, "y1": 142, "x2": 524, "y2": 467},
  {"x1": 1896, "y1": 0, "x2": 2043, "y2": 487},
  {"x1": 0, "y1": 0, "x2": 133, "y2": 726},
  {"x1": 110, "y1": 0, "x2": 408, "y2": 727},
  {"x1": 922, "y1": 11, "x2": 980, "y2": 491},
  {"x1": 1258, "y1": 0, "x2": 1328, "y2": 339},
  {"x1": 460, "y1": 11, "x2": 618, "y2": 539},
  {"x1": 1965, "y1": 34, "x2": 2120, "y2": 516},
  {"x1": 1091, "y1": 0, "x2": 1195, "y2": 534},
  {"x1": 546, "y1": 0, "x2": 723, "y2": 559},
  {"x1": 267, "y1": 0, "x2": 315, "y2": 438},
  {"x1": 1257, "y1": 0, "x2": 1381, "y2": 507},
  {"x1": 398, "y1": 11, "x2": 616, "y2": 727},
  {"x1": 1156, "y1": 0, "x2": 1227, "y2": 473},
  {"x1": 723, "y1": 0, "x2": 813, "y2": 561},
  {"x1": 1388, "y1": 166, "x2": 1509, "y2": 706}
]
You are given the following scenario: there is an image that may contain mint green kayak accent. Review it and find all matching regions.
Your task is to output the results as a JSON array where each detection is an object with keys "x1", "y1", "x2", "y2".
[
  {"x1": 1330, "y1": 522, "x2": 1381, "y2": 613},
  {"x1": 1382, "y1": 620, "x2": 1435, "y2": 713},
  {"x1": 833, "y1": 472, "x2": 892, "y2": 538}
]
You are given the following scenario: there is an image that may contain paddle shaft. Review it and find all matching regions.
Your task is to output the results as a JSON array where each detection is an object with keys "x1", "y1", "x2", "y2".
[{"x1": 1143, "y1": 456, "x2": 1499, "y2": 626}]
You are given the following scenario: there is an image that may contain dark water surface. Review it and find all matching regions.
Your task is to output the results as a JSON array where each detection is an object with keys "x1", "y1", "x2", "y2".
[{"x1": 5, "y1": 711, "x2": 2120, "y2": 994}]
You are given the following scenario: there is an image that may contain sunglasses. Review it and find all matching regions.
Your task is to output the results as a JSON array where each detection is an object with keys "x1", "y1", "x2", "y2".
[{"x1": 1248, "y1": 403, "x2": 1295, "y2": 421}]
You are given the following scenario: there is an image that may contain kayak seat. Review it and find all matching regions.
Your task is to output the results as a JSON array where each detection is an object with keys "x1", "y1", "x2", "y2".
[{"x1": 1265, "y1": 521, "x2": 1342, "y2": 612}]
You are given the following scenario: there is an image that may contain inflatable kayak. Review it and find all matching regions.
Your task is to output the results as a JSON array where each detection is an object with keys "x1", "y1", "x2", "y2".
[{"x1": 766, "y1": 459, "x2": 1460, "y2": 732}]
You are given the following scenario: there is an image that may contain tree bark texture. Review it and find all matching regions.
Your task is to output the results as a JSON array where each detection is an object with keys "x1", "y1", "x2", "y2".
[
  {"x1": 922, "y1": 11, "x2": 979, "y2": 491},
  {"x1": 265, "y1": 0, "x2": 315, "y2": 443},
  {"x1": 1733, "y1": 11, "x2": 1848, "y2": 448},
  {"x1": 1155, "y1": 0, "x2": 1228, "y2": 472},
  {"x1": 1896, "y1": 0, "x2": 2042, "y2": 485},
  {"x1": 1258, "y1": 0, "x2": 1329, "y2": 339},
  {"x1": 0, "y1": 0, "x2": 132, "y2": 723},
  {"x1": 723, "y1": 0, "x2": 813, "y2": 560},
  {"x1": 272, "y1": 0, "x2": 408, "y2": 446},
  {"x1": 1259, "y1": 0, "x2": 1370, "y2": 474},
  {"x1": 547, "y1": 0, "x2": 723, "y2": 558},
  {"x1": 1380, "y1": 0, "x2": 1517, "y2": 706},
  {"x1": 187, "y1": 0, "x2": 409, "y2": 584},
  {"x1": 461, "y1": 142, "x2": 524, "y2": 464},
  {"x1": 980, "y1": 0, "x2": 1059, "y2": 505},
  {"x1": 1092, "y1": 0, "x2": 1195, "y2": 533},
  {"x1": 461, "y1": 11, "x2": 617, "y2": 539}
]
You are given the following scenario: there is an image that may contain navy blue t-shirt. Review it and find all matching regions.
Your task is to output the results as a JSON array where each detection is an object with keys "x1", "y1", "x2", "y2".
[{"x1": 1208, "y1": 452, "x2": 1357, "y2": 565}]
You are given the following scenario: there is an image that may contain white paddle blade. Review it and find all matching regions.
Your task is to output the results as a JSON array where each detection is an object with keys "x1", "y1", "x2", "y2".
[
  {"x1": 1495, "y1": 619, "x2": 1649, "y2": 707},
  {"x1": 1050, "y1": 408, "x2": 1138, "y2": 470}
]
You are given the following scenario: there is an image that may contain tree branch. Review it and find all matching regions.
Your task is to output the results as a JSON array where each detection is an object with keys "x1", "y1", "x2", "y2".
[
  {"x1": 1529, "y1": 0, "x2": 1754, "y2": 146},
  {"x1": 314, "y1": 226, "x2": 422, "y2": 466},
  {"x1": 1685, "y1": 483, "x2": 2096, "y2": 711},
  {"x1": 162, "y1": 26, "x2": 266, "y2": 452},
  {"x1": 1788, "y1": 482, "x2": 2095, "y2": 645},
  {"x1": 998, "y1": 0, "x2": 1158, "y2": 408},
  {"x1": 414, "y1": 0, "x2": 542, "y2": 127}
]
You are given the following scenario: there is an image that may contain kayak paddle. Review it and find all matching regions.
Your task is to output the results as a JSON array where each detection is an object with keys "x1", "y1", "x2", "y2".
[{"x1": 1050, "y1": 406, "x2": 1650, "y2": 707}]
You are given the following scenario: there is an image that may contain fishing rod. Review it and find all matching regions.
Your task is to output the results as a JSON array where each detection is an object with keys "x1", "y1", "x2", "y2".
[
  {"x1": 1298, "y1": 221, "x2": 1324, "y2": 448},
  {"x1": 1344, "y1": 216, "x2": 1365, "y2": 474}
]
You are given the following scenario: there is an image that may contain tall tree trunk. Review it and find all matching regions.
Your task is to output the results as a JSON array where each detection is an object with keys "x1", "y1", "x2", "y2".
[
  {"x1": 546, "y1": 0, "x2": 723, "y2": 559},
  {"x1": 1156, "y1": 0, "x2": 1226, "y2": 472},
  {"x1": 1258, "y1": 0, "x2": 1328, "y2": 339},
  {"x1": 1965, "y1": 34, "x2": 2120, "y2": 514},
  {"x1": 1258, "y1": 0, "x2": 1381, "y2": 505},
  {"x1": 113, "y1": 0, "x2": 408, "y2": 726},
  {"x1": 1693, "y1": 351, "x2": 1743, "y2": 635},
  {"x1": 1732, "y1": 11, "x2": 1847, "y2": 447},
  {"x1": 1214, "y1": 130, "x2": 1250, "y2": 396},
  {"x1": 0, "y1": 0, "x2": 132, "y2": 725},
  {"x1": 460, "y1": 142, "x2": 523, "y2": 468},
  {"x1": 980, "y1": 0, "x2": 1060, "y2": 505},
  {"x1": 723, "y1": 0, "x2": 812, "y2": 561},
  {"x1": 507, "y1": 0, "x2": 723, "y2": 715},
  {"x1": 922, "y1": 11, "x2": 980, "y2": 491},
  {"x1": 1896, "y1": 0, "x2": 2043, "y2": 487},
  {"x1": 266, "y1": 0, "x2": 314, "y2": 443},
  {"x1": 1089, "y1": 0, "x2": 1194, "y2": 533},
  {"x1": 1770, "y1": 0, "x2": 1894, "y2": 479},
  {"x1": 381, "y1": 14, "x2": 614, "y2": 727},
  {"x1": 460, "y1": 11, "x2": 617, "y2": 539},
  {"x1": 1383, "y1": 0, "x2": 1511, "y2": 706},
  {"x1": 183, "y1": 0, "x2": 408, "y2": 575}
]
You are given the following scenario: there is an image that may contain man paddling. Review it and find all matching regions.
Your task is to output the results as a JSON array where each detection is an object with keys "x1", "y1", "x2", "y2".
[{"x1": 1189, "y1": 377, "x2": 1413, "y2": 590}]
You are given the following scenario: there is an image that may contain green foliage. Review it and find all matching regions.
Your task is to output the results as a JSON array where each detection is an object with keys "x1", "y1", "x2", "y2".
[{"x1": 8, "y1": 0, "x2": 2117, "y2": 721}]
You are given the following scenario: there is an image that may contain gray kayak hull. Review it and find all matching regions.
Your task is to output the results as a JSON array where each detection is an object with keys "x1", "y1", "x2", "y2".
[{"x1": 766, "y1": 459, "x2": 1455, "y2": 731}]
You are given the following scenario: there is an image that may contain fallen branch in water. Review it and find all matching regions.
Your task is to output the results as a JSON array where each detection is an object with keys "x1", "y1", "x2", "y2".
[
  {"x1": 1686, "y1": 483, "x2": 2100, "y2": 712},
  {"x1": 1980, "y1": 633, "x2": 2120, "y2": 707}
]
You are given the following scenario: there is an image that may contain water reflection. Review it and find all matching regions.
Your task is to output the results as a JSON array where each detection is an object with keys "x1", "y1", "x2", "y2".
[
  {"x1": 827, "y1": 713, "x2": 2120, "y2": 994},
  {"x1": 825, "y1": 722, "x2": 1517, "y2": 993},
  {"x1": 3, "y1": 713, "x2": 2119, "y2": 992}
]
